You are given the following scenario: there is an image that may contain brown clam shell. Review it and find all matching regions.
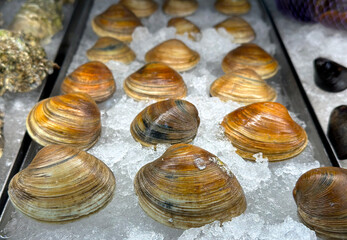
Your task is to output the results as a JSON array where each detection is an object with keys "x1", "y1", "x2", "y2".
[
  {"x1": 214, "y1": 16, "x2": 255, "y2": 43},
  {"x1": 145, "y1": 39, "x2": 200, "y2": 72},
  {"x1": 124, "y1": 62, "x2": 187, "y2": 101},
  {"x1": 119, "y1": 0, "x2": 158, "y2": 18},
  {"x1": 168, "y1": 17, "x2": 201, "y2": 41},
  {"x1": 163, "y1": 0, "x2": 199, "y2": 17},
  {"x1": 221, "y1": 102, "x2": 308, "y2": 161},
  {"x1": 222, "y1": 43, "x2": 279, "y2": 79},
  {"x1": 215, "y1": 0, "x2": 251, "y2": 15},
  {"x1": 134, "y1": 143, "x2": 247, "y2": 229},
  {"x1": 61, "y1": 61, "x2": 116, "y2": 103}
]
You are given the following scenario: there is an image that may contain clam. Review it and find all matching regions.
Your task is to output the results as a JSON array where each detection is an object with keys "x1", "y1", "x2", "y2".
[
  {"x1": 167, "y1": 17, "x2": 201, "y2": 41},
  {"x1": 314, "y1": 57, "x2": 347, "y2": 92},
  {"x1": 210, "y1": 69, "x2": 277, "y2": 104},
  {"x1": 61, "y1": 61, "x2": 116, "y2": 103},
  {"x1": 134, "y1": 143, "x2": 247, "y2": 229},
  {"x1": 145, "y1": 39, "x2": 200, "y2": 72},
  {"x1": 163, "y1": 0, "x2": 199, "y2": 17},
  {"x1": 221, "y1": 102, "x2": 308, "y2": 161},
  {"x1": 8, "y1": 145, "x2": 115, "y2": 222},
  {"x1": 328, "y1": 105, "x2": 347, "y2": 160},
  {"x1": 130, "y1": 99, "x2": 200, "y2": 147},
  {"x1": 293, "y1": 167, "x2": 347, "y2": 239},
  {"x1": 215, "y1": 0, "x2": 251, "y2": 15},
  {"x1": 222, "y1": 43, "x2": 279, "y2": 79},
  {"x1": 92, "y1": 3, "x2": 142, "y2": 43},
  {"x1": 119, "y1": 0, "x2": 158, "y2": 18},
  {"x1": 214, "y1": 16, "x2": 255, "y2": 43},
  {"x1": 124, "y1": 62, "x2": 187, "y2": 101},
  {"x1": 0, "y1": 111, "x2": 3, "y2": 159},
  {"x1": 86, "y1": 37, "x2": 136, "y2": 64},
  {"x1": 26, "y1": 93, "x2": 101, "y2": 150}
]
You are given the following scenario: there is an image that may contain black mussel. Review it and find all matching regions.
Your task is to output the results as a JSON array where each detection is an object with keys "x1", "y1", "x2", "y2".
[{"x1": 328, "y1": 105, "x2": 347, "y2": 160}]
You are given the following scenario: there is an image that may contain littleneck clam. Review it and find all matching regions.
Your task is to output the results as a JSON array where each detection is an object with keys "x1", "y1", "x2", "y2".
[
  {"x1": 119, "y1": 0, "x2": 158, "y2": 18},
  {"x1": 8, "y1": 145, "x2": 115, "y2": 222},
  {"x1": 92, "y1": 3, "x2": 143, "y2": 43},
  {"x1": 163, "y1": 0, "x2": 199, "y2": 17},
  {"x1": 145, "y1": 39, "x2": 200, "y2": 72},
  {"x1": 221, "y1": 102, "x2": 308, "y2": 161},
  {"x1": 328, "y1": 105, "x2": 347, "y2": 160},
  {"x1": 86, "y1": 37, "x2": 136, "y2": 64},
  {"x1": 293, "y1": 167, "x2": 347, "y2": 239},
  {"x1": 0, "y1": 111, "x2": 3, "y2": 159},
  {"x1": 314, "y1": 57, "x2": 347, "y2": 92},
  {"x1": 134, "y1": 143, "x2": 247, "y2": 229},
  {"x1": 26, "y1": 93, "x2": 101, "y2": 150},
  {"x1": 210, "y1": 69, "x2": 277, "y2": 104},
  {"x1": 124, "y1": 62, "x2": 187, "y2": 101},
  {"x1": 167, "y1": 17, "x2": 201, "y2": 41},
  {"x1": 61, "y1": 61, "x2": 116, "y2": 103},
  {"x1": 214, "y1": 17, "x2": 255, "y2": 43},
  {"x1": 222, "y1": 43, "x2": 279, "y2": 79},
  {"x1": 215, "y1": 0, "x2": 251, "y2": 15},
  {"x1": 130, "y1": 99, "x2": 200, "y2": 147}
]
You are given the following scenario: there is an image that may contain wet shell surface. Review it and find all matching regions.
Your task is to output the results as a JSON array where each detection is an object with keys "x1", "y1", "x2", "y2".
[
  {"x1": 210, "y1": 69, "x2": 277, "y2": 104},
  {"x1": 130, "y1": 99, "x2": 200, "y2": 147},
  {"x1": 26, "y1": 93, "x2": 101, "y2": 150},
  {"x1": 61, "y1": 61, "x2": 116, "y2": 103},
  {"x1": 145, "y1": 39, "x2": 200, "y2": 72},
  {"x1": 134, "y1": 143, "x2": 247, "y2": 229},
  {"x1": 92, "y1": 3, "x2": 142, "y2": 43},
  {"x1": 8, "y1": 145, "x2": 115, "y2": 222},
  {"x1": 328, "y1": 105, "x2": 347, "y2": 160},
  {"x1": 221, "y1": 102, "x2": 308, "y2": 161},
  {"x1": 293, "y1": 167, "x2": 347, "y2": 239},
  {"x1": 124, "y1": 62, "x2": 187, "y2": 101},
  {"x1": 222, "y1": 43, "x2": 279, "y2": 79},
  {"x1": 168, "y1": 17, "x2": 201, "y2": 41},
  {"x1": 119, "y1": 0, "x2": 158, "y2": 18},
  {"x1": 86, "y1": 37, "x2": 136, "y2": 64},
  {"x1": 163, "y1": 0, "x2": 198, "y2": 17},
  {"x1": 215, "y1": 0, "x2": 251, "y2": 15},
  {"x1": 214, "y1": 16, "x2": 255, "y2": 43}
]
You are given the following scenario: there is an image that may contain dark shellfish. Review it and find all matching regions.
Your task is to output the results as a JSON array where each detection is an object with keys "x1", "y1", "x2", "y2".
[{"x1": 328, "y1": 105, "x2": 347, "y2": 160}]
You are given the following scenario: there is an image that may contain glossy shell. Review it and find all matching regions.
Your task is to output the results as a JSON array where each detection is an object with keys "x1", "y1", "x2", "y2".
[
  {"x1": 26, "y1": 93, "x2": 101, "y2": 150},
  {"x1": 328, "y1": 105, "x2": 347, "y2": 160},
  {"x1": 221, "y1": 102, "x2": 308, "y2": 161},
  {"x1": 8, "y1": 145, "x2": 115, "y2": 222},
  {"x1": 92, "y1": 3, "x2": 142, "y2": 43},
  {"x1": 119, "y1": 0, "x2": 158, "y2": 18},
  {"x1": 86, "y1": 37, "x2": 136, "y2": 64},
  {"x1": 168, "y1": 17, "x2": 201, "y2": 41},
  {"x1": 215, "y1": 0, "x2": 251, "y2": 15},
  {"x1": 145, "y1": 39, "x2": 200, "y2": 72},
  {"x1": 163, "y1": 0, "x2": 198, "y2": 17},
  {"x1": 210, "y1": 69, "x2": 277, "y2": 104},
  {"x1": 130, "y1": 99, "x2": 200, "y2": 147},
  {"x1": 222, "y1": 43, "x2": 279, "y2": 79},
  {"x1": 61, "y1": 61, "x2": 116, "y2": 103},
  {"x1": 124, "y1": 62, "x2": 187, "y2": 101},
  {"x1": 293, "y1": 167, "x2": 347, "y2": 239},
  {"x1": 214, "y1": 16, "x2": 255, "y2": 43},
  {"x1": 134, "y1": 143, "x2": 247, "y2": 229},
  {"x1": 0, "y1": 111, "x2": 3, "y2": 159}
]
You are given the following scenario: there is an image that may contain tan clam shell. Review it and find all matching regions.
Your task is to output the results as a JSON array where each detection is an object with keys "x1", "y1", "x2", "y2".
[
  {"x1": 221, "y1": 102, "x2": 308, "y2": 161},
  {"x1": 8, "y1": 145, "x2": 115, "y2": 222},
  {"x1": 145, "y1": 39, "x2": 200, "y2": 72},
  {"x1": 168, "y1": 17, "x2": 201, "y2": 41},
  {"x1": 124, "y1": 62, "x2": 187, "y2": 101},
  {"x1": 86, "y1": 37, "x2": 136, "y2": 64},
  {"x1": 163, "y1": 0, "x2": 198, "y2": 17},
  {"x1": 61, "y1": 61, "x2": 116, "y2": 103},
  {"x1": 26, "y1": 93, "x2": 101, "y2": 150},
  {"x1": 91, "y1": 3, "x2": 142, "y2": 43},
  {"x1": 215, "y1": 0, "x2": 251, "y2": 15},
  {"x1": 210, "y1": 69, "x2": 277, "y2": 104},
  {"x1": 222, "y1": 43, "x2": 279, "y2": 79},
  {"x1": 134, "y1": 143, "x2": 247, "y2": 229},
  {"x1": 214, "y1": 16, "x2": 255, "y2": 43},
  {"x1": 119, "y1": 0, "x2": 158, "y2": 18}
]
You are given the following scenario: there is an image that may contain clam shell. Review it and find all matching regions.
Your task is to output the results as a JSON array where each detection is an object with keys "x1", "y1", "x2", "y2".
[
  {"x1": 214, "y1": 16, "x2": 255, "y2": 43},
  {"x1": 215, "y1": 0, "x2": 251, "y2": 15},
  {"x1": 92, "y1": 3, "x2": 142, "y2": 43},
  {"x1": 26, "y1": 93, "x2": 101, "y2": 150},
  {"x1": 145, "y1": 39, "x2": 200, "y2": 72},
  {"x1": 328, "y1": 105, "x2": 347, "y2": 160},
  {"x1": 221, "y1": 102, "x2": 308, "y2": 161},
  {"x1": 61, "y1": 61, "x2": 116, "y2": 103},
  {"x1": 124, "y1": 62, "x2": 187, "y2": 101},
  {"x1": 168, "y1": 17, "x2": 201, "y2": 41},
  {"x1": 163, "y1": 0, "x2": 198, "y2": 17},
  {"x1": 130, "y1": 99, "x2": 200, "y2": 147},
  {"x1": 8, "y1": 145, "x2": 115, "y2": 222},
  {"x1": 134, "y1": 143, "x2": 247, "y2": 229},
  {"x1": 210, "y1": 69, "x2": 277, "y2": 104},
  {"x1": 222, "y1": 43, "x2": 279, "y2": 79},
  {"x1": 86, "y1": 37, "x2": 136, "y2": 64},
  {"x1": 293, "y1": 167, "x2": 347, "y2": 239},
  {"x1": 119, "y1": 0, "x2": 158, "y2": 18}
]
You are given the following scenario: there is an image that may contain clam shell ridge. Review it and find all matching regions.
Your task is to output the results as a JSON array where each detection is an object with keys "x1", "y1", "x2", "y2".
[
  {"x1": 134, "y1": 143, "x2": 247, "y2": 229},
  {"x1": 293, "y1": 167, "x2": 347, "y2": 239},
  {"x1": 221, "y1": 102, "x2": 308, "y2": 161},
  {"x1": 119, "y1": 0, "x2": 158, "y2": 18},
  {"x1": 26, "y1": 93, "x2": 101, "y2": 150},
  {"x1": 163, "y1": 0, "x2": 199, "y2": 17},
  {"x1": 168, "y1": 17, "x2": 201, "y2": 41},
  {"x1": 215, "y1": 0, "x2": 251, "y2": 15},
  {"x1": 124, "y1": 62, "x2": 187, "y2": 101},
  {"x1": 130, "y1": 99, "x2": 200, "y2": 147},
  {"x1": 214, "y1": 16, "x2": 255, "y2": 43},
  {"x1": 8, "y1": 145, "x2": 116, "y2": 222}
]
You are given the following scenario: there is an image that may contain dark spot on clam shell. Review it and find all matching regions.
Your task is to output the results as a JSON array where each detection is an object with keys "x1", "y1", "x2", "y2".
[{"x1": 328, "y1": 105, "x2": 347, "y2": 160}]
